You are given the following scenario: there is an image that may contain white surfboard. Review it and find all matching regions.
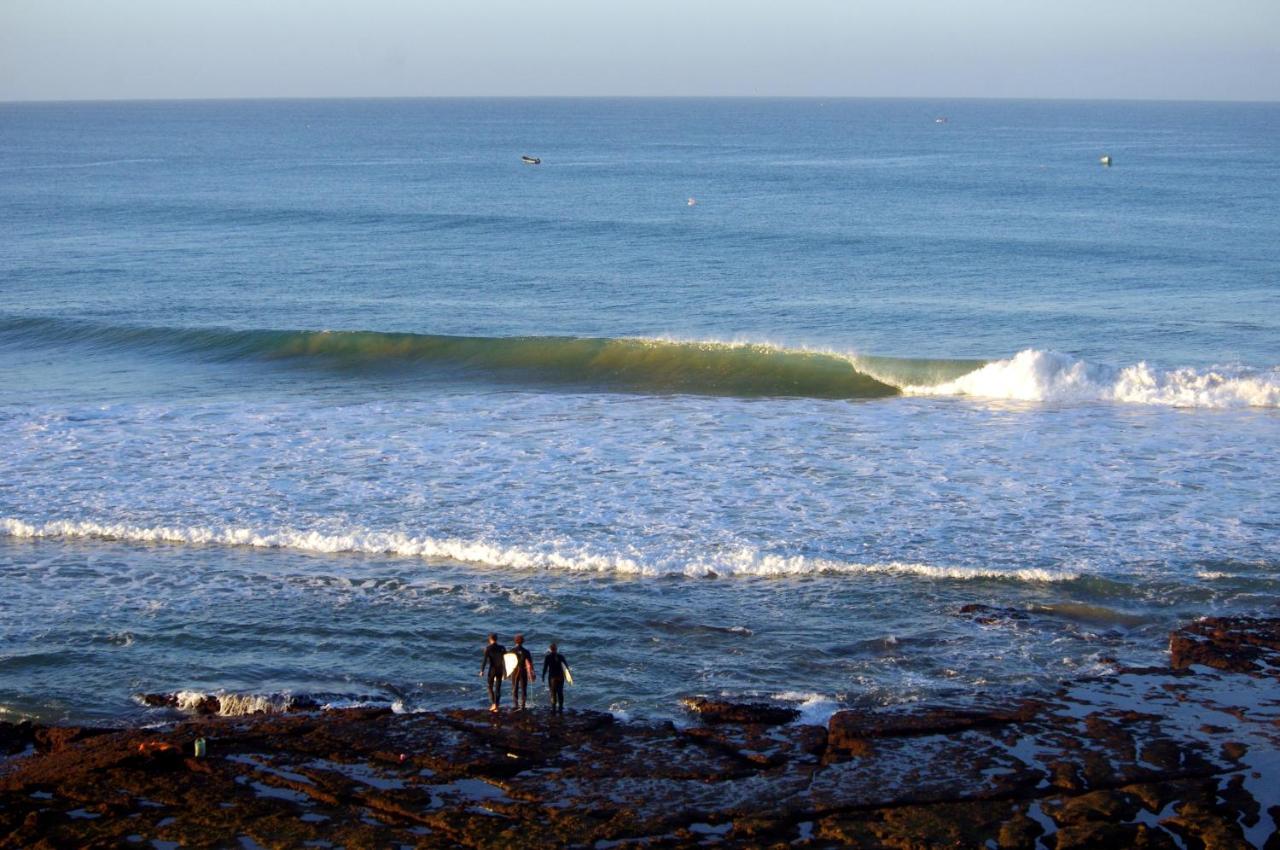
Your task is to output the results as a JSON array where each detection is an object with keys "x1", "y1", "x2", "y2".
[
  {"x1": 563, "y1": 665, "x2": 574, "y2": 686},
  {"x1": 503, "y1": 652, "x2": 518, "y2": 679}
]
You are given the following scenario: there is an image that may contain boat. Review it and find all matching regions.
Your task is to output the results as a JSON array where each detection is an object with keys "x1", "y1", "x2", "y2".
[
  {"x1": 521, "y1": 155, "x2": 541, "y2": 165},
  {"x1": 1099, "y1": 155, "x2": 1112, "y2": 167}
]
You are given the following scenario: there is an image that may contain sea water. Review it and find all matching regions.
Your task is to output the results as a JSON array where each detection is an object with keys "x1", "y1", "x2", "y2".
[{"x1": 1, "y1": 98, "x2": 1277, "y2": 724}]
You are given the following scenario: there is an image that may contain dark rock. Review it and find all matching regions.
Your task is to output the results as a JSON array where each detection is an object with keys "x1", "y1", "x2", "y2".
[
  {"x1": 32, "y1": 725, "x2": 110, "y2": 753},
  {"x1": 827, "y1": 700, "x2": 1041, "y2": 753},
  {"x1": 1169, "y1": 616, "x2": 1280, "y2": 675},
  {"x1": 680, "y1": 697, "x2": 801, "y2": 725},
  {"x1": 0, "y1": 721, "x2": 37, "y2": 756},
  {"x1": 958, "y1": 603, "x2": 1031, "y2": 625},
  {"x1": 2, "y1": 618, "x2": 1279, "y2": 850}
]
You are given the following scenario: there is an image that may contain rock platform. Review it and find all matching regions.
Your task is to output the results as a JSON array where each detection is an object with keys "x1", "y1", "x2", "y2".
[{"x1": 2, "y1": 616, "x2": 1278, "y2": 848}]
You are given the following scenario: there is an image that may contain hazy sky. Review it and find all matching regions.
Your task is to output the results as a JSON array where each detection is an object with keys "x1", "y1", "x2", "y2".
[{"x1": 2, "y1": 0, "x2": 1277, "y2": 102}]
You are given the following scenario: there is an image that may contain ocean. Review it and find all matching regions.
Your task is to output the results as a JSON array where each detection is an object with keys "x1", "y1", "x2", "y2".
[{"x1": 1, "y1": 98, "x2": 1277, "y2": 725}]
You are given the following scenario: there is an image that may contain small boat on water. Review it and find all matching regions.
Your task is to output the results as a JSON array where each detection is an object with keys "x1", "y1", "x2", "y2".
[{"x1": 521, "y1": 155, "x2": 541, "y2": 165}]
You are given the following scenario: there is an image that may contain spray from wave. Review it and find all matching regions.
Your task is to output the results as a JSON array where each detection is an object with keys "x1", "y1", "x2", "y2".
[
  {"x1": 904, "y1": 349, "x2": 1280, "y2": 408},
  {"x1": 0, "y1": 517, "x2": 1078, "y2": 582}
]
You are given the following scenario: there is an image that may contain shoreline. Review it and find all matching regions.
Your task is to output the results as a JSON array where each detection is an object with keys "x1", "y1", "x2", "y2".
[{"x1": 3, "y1": 616, "x2": 1278, "y2": 849}]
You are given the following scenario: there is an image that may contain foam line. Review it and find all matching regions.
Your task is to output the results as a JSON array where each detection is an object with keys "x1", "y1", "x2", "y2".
[{"x1": 0, "y1": 517, "x2": 1079, "y2": 582}]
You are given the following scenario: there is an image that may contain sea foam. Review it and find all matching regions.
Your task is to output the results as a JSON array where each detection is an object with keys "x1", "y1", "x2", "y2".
[
  {"x1": 905, "y1": 349, "x2": 1280, "y2": 408},
  {"x1": 0, "y1": 517, "x2": 1078, "y2": 582}
]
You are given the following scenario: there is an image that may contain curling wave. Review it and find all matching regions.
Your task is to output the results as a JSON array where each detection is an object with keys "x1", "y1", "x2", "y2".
[
  {"x1": 3, "y1": 316, "x2": 1272, "y2": 407},
  {"x1": 904, "y1": 349, "x2": 1280, "y2": 408},
  {"x1": 0, "y1": 518, "x2": 1079, "y2": 582},
  {"x1": 0, "y1": 316, "x2": 901, "y2": 399}
]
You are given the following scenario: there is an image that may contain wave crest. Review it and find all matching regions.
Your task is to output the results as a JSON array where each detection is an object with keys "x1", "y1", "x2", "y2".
[
  {"x1": 0, "y1": 317, "x2": 898, "y2": 400},
  {"x1": 0, "y1": 517, "x2": 1078, "y2": 582},
  {"x1": 906, "y1": 349, "x2": 1280, "y2": 408}
]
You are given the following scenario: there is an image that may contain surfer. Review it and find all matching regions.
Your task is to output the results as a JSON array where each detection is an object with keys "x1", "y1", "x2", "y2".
[
  {"x1": 509, "y1": 634, "x2": 535, "y2": 711},
  {"x1": 479, "y1": 633, "x2": 507, "y2": 713},
  {"x1": 542, "y1": 643, "x2": 569, "y2": 713}
]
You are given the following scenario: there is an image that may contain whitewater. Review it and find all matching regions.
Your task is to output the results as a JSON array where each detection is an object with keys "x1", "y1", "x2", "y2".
[
  {"x1": 902, "y1": 349, "x2": 1280, "y2": 408},
  {"x1": 1, "y1": 97, "x2": 1277, "y2": 725}
]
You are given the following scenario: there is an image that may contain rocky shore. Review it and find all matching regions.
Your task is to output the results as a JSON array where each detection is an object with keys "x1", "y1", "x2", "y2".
[{"x1": 2, "y1": 616, "x2": 1278, "y2": 849}]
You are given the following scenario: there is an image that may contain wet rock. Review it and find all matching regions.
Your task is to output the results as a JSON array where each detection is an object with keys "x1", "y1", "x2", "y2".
[
  {"x1": 32, "y1": 725, "x2": 109, "y2": 754},
  {"x1": 1054, "y1": 821, "x2": 1180, "y2": 850},
  {"x1": 958, "y1": 603, "x2": 1031, "y2": 625},
  {"x1": 0, "y1": 721, "x2": 36, "y2": 756},
  {"x1": 680, "y1": 697, "x2": 800, "y2": 725},
  {"x1": 827, "y1": 700, "x2": 1040, "y2": 754},
  {"x1": 2, "y1": 618, "x2": 1279, "y2": 849},
  {"x1": 1169, "y1": 616, "x2": 1280, "y2": 675}
]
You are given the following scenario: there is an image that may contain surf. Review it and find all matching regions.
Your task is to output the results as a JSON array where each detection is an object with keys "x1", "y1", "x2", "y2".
[
  {"x1": 904, "y1": 348, "x2": 1280, "y2": 408},
  {"x1": 0, "y1": 517, "x2": 1080, "y2": 582},
  {"x1": 0, "y1": 316, "x2": 900, "y2": 400}
]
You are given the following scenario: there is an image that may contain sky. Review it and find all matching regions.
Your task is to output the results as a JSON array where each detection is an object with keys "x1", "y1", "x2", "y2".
[{"x1": 1, "y1": 0, "x2": 1277, "y2": 102}]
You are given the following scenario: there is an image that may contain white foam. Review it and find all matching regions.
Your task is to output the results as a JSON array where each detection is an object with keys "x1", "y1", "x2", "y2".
[
  {"x1": 905, "y1": 349, "x2": 1280, "y2": 408},
  {"x1": 772, "y1": 691, "x2": 842, "y2": 725},
  {"x1": 168, "y1": 690, "x2": 295, "y2": 716},
  {"x1": 0, "y1": 517, "x2": 1078, "y2": 582}
]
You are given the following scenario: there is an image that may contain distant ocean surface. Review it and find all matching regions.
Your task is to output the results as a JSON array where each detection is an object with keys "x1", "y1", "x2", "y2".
[{"x1": 1, "y1": 98, "x2": 1277, "y2": 724}]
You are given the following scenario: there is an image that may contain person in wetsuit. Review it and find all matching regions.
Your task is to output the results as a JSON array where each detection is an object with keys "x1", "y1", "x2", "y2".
[
  {"x1": 479, "y1": 633, "x2": 507, "y2": 713},
  {"x1": 542, "y1": 642, "x2": 569, "y2": 713},
  {"x1": 509, "y1": 634, "x2": 535, "y2": 711}
]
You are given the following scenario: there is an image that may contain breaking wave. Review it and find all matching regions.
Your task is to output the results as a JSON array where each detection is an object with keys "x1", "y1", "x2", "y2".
[
  {"x1": 0, "y1": 316, "x2": 901, "y2": 399},
  {"x1": 3, "y1": 316, "x2": 1272, "y2": 407},
  {"x1": 904, "y1": 349, "x2": 1280, "y2": 408},
  {"x1": 135, "y1": 690, "x2": 390, "y2": 716},
  {"x1": 0, "y1": 518, "x2": 1079, "y2": 582}
]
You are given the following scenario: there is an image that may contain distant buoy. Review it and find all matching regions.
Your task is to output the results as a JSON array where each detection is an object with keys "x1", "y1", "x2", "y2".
[
  {"x1": 1099, "y1": 155, "x2": 1112, "y2": 167},
  {"x1": 687, "y1": 197, "x2": 697, "y2": 207}
]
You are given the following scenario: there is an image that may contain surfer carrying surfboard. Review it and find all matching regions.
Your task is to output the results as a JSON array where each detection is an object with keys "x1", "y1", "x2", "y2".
[
  {"x1": 479, "y1": 633, "x2": 507, "y2": 713},
  {"x1": 542, "y1": 643, "x2": 570, "y2": 713},
  {"x1": 509, "y1": 634, "x2": 535, "y2": 711}
]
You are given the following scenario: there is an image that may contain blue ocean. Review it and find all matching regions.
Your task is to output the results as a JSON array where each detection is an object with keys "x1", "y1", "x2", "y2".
[{"x1": 1, "y1": 98, "x2": 1277, "y2": 724}]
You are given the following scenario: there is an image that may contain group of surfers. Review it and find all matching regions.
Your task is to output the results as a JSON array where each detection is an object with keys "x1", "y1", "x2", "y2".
[{"x1": 479, "y1": 633, "x2": 570, "y2": 713}]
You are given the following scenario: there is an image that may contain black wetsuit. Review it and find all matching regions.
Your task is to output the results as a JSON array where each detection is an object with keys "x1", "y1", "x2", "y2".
[
  {"x1": 542, "y1": 651, "x2": 569, "y2": 712},
  {"x1": 481, "y1": 642, "x2": 507, "y2": 706},
  {"x1": 509, "y1": 645, "x2": 534, "y2": 708}
]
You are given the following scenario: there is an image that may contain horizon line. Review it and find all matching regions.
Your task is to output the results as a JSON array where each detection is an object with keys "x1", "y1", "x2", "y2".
[{"x1": 3, "y1": 94, "x2": 1278, "y2": 107}]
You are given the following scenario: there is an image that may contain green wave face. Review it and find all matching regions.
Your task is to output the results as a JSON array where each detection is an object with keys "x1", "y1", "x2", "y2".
[
  {"x1": 850, "y1": 353, "x2": 988, "y2": 389},
  {"x1": 0, "y1": 317, "x2": 914, "y2": 399},
  {"x1": 247, "y1": 331, "x2": 903, "y2": 398}
]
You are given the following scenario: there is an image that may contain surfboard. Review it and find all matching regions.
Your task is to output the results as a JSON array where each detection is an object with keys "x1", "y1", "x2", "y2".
[
  {"x1": 563, "y1": 665, "x2": 574, "y2": 686},
  {"x1": 503, "y1": 652, "x2": 518, "y2": 679}
]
